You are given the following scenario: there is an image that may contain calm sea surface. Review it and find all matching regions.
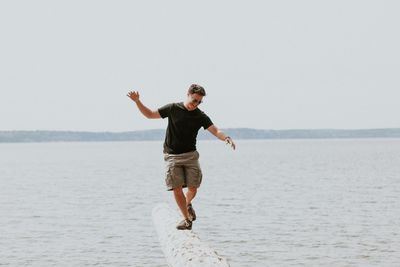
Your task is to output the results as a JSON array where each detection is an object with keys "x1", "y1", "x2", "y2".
[{"x1": 1, "y1": 139, "x2": 399, "y2": 266}]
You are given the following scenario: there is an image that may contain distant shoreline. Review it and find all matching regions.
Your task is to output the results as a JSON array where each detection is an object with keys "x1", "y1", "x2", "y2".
[{"x1": 1, "y1": 128, "x2": 400, "y2": 143}]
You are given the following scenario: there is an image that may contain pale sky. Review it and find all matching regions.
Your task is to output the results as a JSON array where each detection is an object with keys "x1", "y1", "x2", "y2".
[{"x1": 1, "y1": 0, "x2": 399, "y2": 132}]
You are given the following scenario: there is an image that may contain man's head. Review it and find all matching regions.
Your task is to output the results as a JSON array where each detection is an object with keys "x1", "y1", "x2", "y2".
[
  {"x1": 185, "y1": 84, "x2": 206, "y2": 111},
  {"x1": 188, "y1": 84, "x2": 206, "y2": 96}
]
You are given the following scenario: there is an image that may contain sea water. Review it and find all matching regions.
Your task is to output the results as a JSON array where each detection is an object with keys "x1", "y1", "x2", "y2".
[{"x1": 1, "y1": 139, "x2": 399, "y2": 266}]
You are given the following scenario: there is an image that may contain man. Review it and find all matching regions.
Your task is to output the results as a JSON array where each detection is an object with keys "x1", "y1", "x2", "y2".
[{"x1": 127, "y1": 84, "x2": 235, "y2": 230}]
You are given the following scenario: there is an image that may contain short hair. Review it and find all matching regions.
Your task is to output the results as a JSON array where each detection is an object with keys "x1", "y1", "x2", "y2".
[{"x1": 188, "y1": 84, "x2": 206, "y2": 96}]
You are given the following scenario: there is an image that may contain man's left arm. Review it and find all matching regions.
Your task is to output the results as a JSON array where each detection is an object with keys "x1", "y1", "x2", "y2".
[{"x1": 207, "y1": 125, "x2": 236, "y2": 150}]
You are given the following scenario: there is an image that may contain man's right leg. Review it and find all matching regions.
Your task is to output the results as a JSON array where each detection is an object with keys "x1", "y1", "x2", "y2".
[
  {"x1": 186, "y1": 187, "x2": 197, "y2": 221},
  {"x1": 164, "y1": 152, "x2": 196, "y2": 230},
  {"x1": 173, "y1": 186, "x2": 192, "y2": 230},
  {"x1": 173, "y1": 186, "x2": 189, "y2": 219},
  {"x1": 164, "y1": 155, "x2": 188, "y2": 219},
  {"x1": 185, "y1": 187, "x2": 197, "y2": 206}
]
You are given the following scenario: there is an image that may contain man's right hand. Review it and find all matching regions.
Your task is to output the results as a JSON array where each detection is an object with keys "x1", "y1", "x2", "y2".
[{"x1": 127, "y1": 91, "x2": 140, "y2": 102}]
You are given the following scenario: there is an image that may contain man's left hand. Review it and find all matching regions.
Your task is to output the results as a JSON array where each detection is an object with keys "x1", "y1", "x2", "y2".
[{"x1": 225, "y1": 137, "x2": 236, "y2": 150}]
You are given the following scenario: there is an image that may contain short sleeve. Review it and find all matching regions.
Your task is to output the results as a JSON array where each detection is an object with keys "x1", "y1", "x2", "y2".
[
  {"x1": 202, "y1": 114, "x2": 213, "y2": 130},
  {"x1": 158, "y1": 103, "x2": 173, "y2": 119}
]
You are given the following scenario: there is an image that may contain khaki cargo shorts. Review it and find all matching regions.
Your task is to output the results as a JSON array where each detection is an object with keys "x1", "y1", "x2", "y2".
[{"x1": 163, "y1": 150, "x2": 203, "y2": 191}]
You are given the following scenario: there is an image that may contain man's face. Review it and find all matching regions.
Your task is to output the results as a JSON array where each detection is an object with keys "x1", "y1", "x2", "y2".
[{"x1": 186, "y1": 93, "x2": 203, "y2": 111}]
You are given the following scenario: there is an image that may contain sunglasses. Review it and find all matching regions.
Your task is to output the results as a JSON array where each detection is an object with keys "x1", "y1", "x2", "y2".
[{"x1": 190, "y1": 95, "x2": 203, "y2": 105}]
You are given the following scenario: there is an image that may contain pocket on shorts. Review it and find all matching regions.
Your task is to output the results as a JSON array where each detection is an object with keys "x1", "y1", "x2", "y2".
[
  {"x1": 165, "y1": 166, "x2": 185, "y2": 190},
  {"x1": 165, "y1": 166, "x2": 178, "y2": 189},
  {"x1": 165, "y1": 167, "x2": 173, "y2": 187},
  {"x1": 187, "y1": 168, "x2": 202, "y2": 188}
]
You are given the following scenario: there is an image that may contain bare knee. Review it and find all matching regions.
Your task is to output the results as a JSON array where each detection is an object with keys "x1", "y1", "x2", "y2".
[
  {"x1": 187, "y1": 187, "x2": 197, "y2": 193},
  {"x1": 173, "y1": 186, "x2": 184, "y2": 194}
]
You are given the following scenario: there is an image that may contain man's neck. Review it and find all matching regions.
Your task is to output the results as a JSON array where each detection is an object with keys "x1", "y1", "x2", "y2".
[{"x1": 183, "y1": 101, "x2": 197, "y2": 111}]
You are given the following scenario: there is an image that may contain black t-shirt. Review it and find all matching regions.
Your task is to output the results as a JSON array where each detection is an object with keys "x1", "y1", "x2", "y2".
[{"x1": 158, "y1": 102, "x2": 213, "y2": 154}]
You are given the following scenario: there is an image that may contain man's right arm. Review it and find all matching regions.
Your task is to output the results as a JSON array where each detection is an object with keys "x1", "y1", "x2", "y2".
[{"x1": 127, "y1": 91, "x2": 161, "y2": 119}]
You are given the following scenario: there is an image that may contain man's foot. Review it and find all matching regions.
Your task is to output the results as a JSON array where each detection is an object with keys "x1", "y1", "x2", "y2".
[
  {"x1": 176, "y1": 219, "x2": 192, "y2": 230},
  {"x1": 187, "y1": 203, "x2": 196, "y2": 221}
]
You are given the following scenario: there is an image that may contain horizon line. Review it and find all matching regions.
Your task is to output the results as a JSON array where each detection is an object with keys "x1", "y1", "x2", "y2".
[{"x1": 1, "y1": 127, "x2": 400, "y2": 133}]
